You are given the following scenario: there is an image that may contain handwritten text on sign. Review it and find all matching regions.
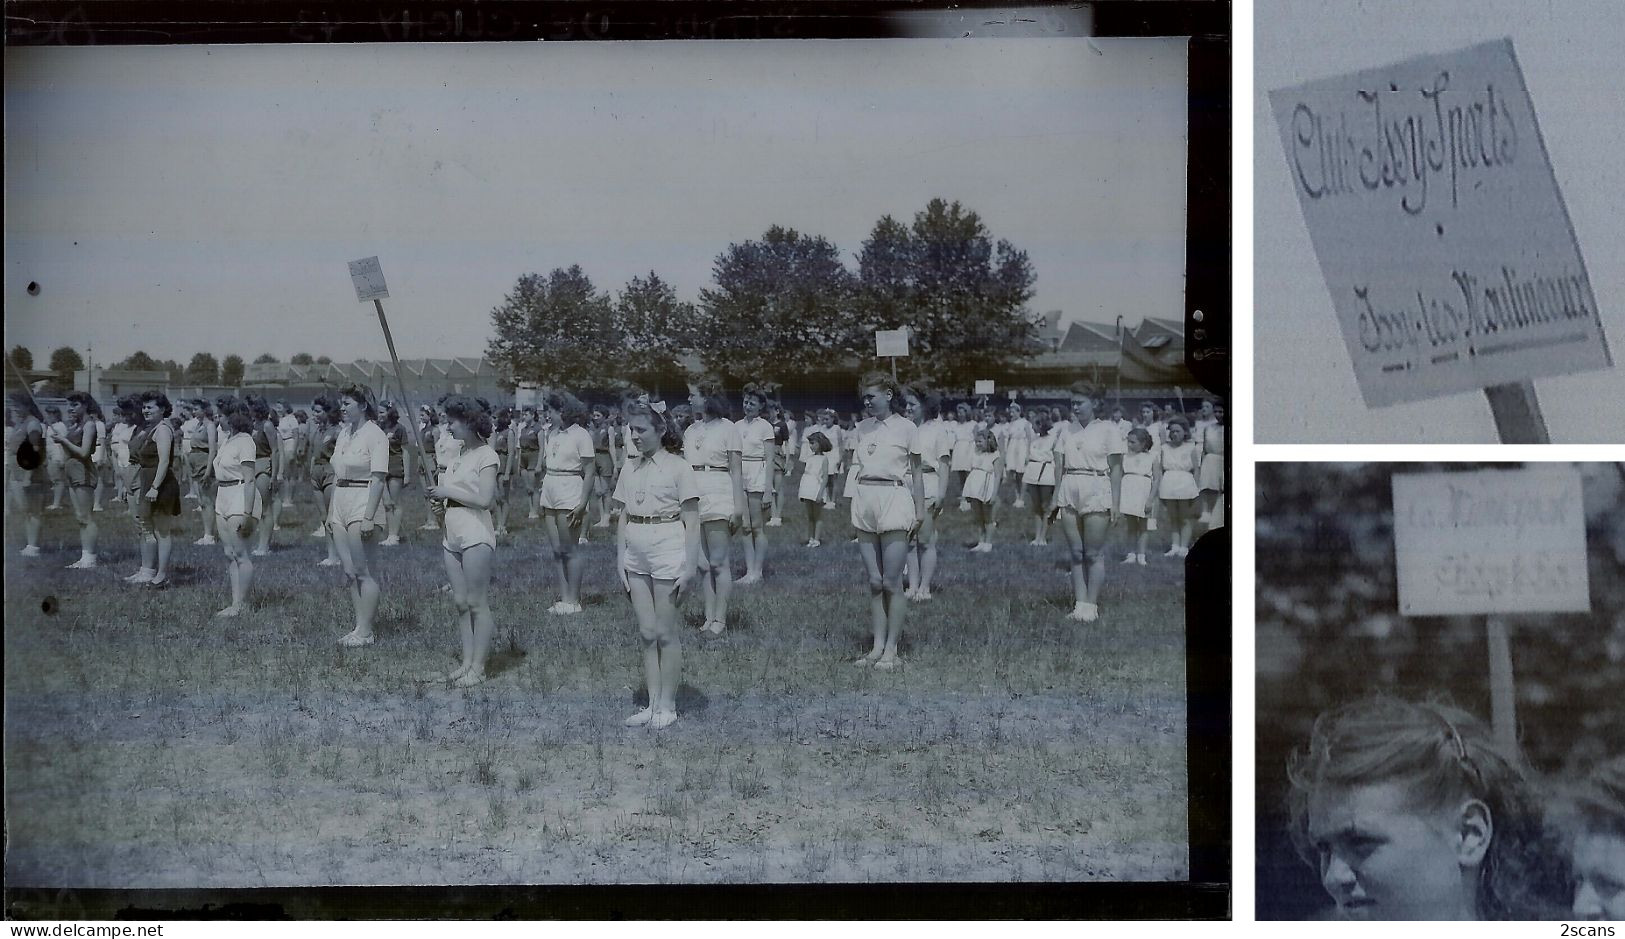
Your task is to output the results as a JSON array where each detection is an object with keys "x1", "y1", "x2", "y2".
[
  {"x1": 1392, "y1": 467, "x2": 1589, "y2": 616},
  {"x1": 1270, "y1": 40, "x2": 1611, "y2": 408},
  {"x1": 348, "y1": 256, "x2": 390, "y2": 302}
]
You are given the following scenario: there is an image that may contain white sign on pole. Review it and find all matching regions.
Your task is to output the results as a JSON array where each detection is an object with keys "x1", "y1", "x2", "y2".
[
  {"x1": 875, "y1": 328, "x2": 910, "y2": 358},
  {"x1": 974, "y1": 380, "x2": 996, "y2": 396},
  {"x1": 348, "y1": 256, "x2": 390, "y2": 302},
  {"x1": 1270, "y1": 39, "x2": 1611, "y2": 408},
  {"x1": 1392, "y1": 467, "x2": 1589, "y2": 616}
]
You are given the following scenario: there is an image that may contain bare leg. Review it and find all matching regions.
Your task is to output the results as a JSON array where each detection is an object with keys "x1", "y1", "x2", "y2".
[
  {"x1": 700, "y1": 520, "x2": 732, "y2": 631},
  {"x1": 877, "y1": 531, "x2": 911, "y2": 663},
  {"x1": 855, "y1": 534, "x2": 885, "y2": 663}
]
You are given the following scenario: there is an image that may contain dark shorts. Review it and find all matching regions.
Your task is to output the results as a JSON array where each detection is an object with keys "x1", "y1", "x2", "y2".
[
  {"x1": 188, "y1": 451, "x2": 212, "y2": 482},
  {"x1": 64, "y1": 459, "x2": 95, "y2": 490},
  {"x1": 310, "y1": 463, "x2": 335, "y2": 489},
  {"x1": 136, "y1": 467, "x2": 183, "y2": 518},
  {"x1": 594, "y1": 451, "x2": 615, "y2": 480}
]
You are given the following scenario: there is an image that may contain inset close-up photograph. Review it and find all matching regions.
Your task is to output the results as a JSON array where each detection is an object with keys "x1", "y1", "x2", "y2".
[
  {"x1": 1254, "y1": 0, "x2": 1624, "y2": 443},
  {"x1": 1255, "y1": 461, "x2": 1625, "y2": 920}
]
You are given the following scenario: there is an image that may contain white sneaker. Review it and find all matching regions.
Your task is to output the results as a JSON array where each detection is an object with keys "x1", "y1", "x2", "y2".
[
  {"x1": 251, "y1": 548, "x2": 270, "y2": 557},
  {"x1": 650, "y1": 710, "x2": 678, "y2": 729},
  {"x1": 20, "y1": 545, "x2": 42, "y2": 557},
  {"x1": 527, "y1": 510, "x2": 540, "y2": 520},
  {"x1": 312, "y1": 527, "x2": 328, "y2": 538},
  {"x1": 195, "y1": 535, "x2": 217, "y2": 546},
  {"x1": 1122, "y1": 553, "x2": 1138, "y2": 564},
  {"x1": 766, "y1": 517, "x2": 783, "y2": 527},
  {"x1": 578, "y1": 535, "x2": 588, "y2": 545},
  {"x1": 623, "y1": 708, "x2": 654, "y2": 727},
  {"x1": 958, "y1": 501, "x2": 971, "y2": 512},
  {"x1": 379, "y1": 537, "x2": 401, "y2": 547},
  {"x1": 1013, "y1": 499, "x2": 1025, "y2": 508},
  {"x1": 1163, "y1": 547, "x2": 1181, "y2": 557},
  {"x1": 126, "y1": 569, "x2": 154, "y2": 583},
  {"x1": 1078, "y1": 602, "x2": 1099, "y2": 622},
  {"x1": 914, "y1": 589, "x2": 932, "y2": 602},
  {"x1": 822, "y1": 500, "x2": 836, "y2": 509},
  {"x1": 92, "y1": 505, "x2": 104, "y2": 513},
  {"x1": 805, "y1": 539, "x2": 821, "y2": 548},
  {"x1": 282, "y1": 500, "x2": 294, "y2": 509},
  {"x1": 317, "y1": 558, "x2": 341, "y2": 567},
  {"x1": 1136, "y1": 554, "x2": 1148, "y2": 566},
  {"x1": 972, "y1": 542, "x2": 993, "y2": 553},
  {"x1": 182, "y1": 493, "x2": 197, "y2": 501},
  {"x1": 66, "y1": 556, "x2": 95, "y2": 569},
  {"x1": 1176, "y1": 546, "x2": 1190, "y2": 558}
]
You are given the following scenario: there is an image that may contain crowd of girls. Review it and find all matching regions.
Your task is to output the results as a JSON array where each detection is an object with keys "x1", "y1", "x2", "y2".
[
  {"x1": 1285, "y1": 696, "x2": 1623, "y2": 922},
  {"x1": 7, "y1": 380, "x2": 1226, "y2": 712}
]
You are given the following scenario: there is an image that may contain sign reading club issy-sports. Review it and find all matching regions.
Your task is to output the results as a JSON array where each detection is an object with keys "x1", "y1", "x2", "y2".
[{"x1": 1270, "y1": 39, "x2": 1611, "y2": 408}]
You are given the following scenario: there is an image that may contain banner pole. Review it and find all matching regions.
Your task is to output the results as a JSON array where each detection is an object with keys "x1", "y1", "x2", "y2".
[
  {"x1": 1483, "y1": 382, "x2": 1550, "y2": 444},
  {"x1": 4, "y1": 353, "x2": 47, "y2": 417},
  {"x1": 373, "y1": 298, "x2": 436, "y2": 485},
  {"x1": 1485, "y1": 616, "x2": 1518, "y2": 754}
]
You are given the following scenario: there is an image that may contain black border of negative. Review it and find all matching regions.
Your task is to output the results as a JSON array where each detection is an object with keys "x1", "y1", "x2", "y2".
[{"x1": 3, "y1": 0, "x2": 1232, "y2": 920}]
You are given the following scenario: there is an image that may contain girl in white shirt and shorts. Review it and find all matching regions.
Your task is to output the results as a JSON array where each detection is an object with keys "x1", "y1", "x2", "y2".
[
  {"x1": 850, "y1": 373, "x2": 925, "y2": 671},
  {"x1": 423, "y1": 395, "x2": 502, "y2": 687},
  {"x1": 539, "y1": 392, "x2": 597, "y2": 615},
  {"x1": 735, "y1": 385, "x2": 777, "y2": 585},
  {"x1": 328, "y1": 384, "x2": 390, "y2": 647},
  {"x1": 210, "y1": 400, "x2": 261, "y2": 617},
  {"x1": 903, "y1": 388, "x2": 951, "y2": 602},
  {"x1": 684, "y1": 383, "x2": 746, "y2": 636},
  {"x1": 1053, "y1": 383, "x2": 1125, "y2": 624},
  {"x1": 614, "y1": 404, "x2": 701, "y2": 729}
]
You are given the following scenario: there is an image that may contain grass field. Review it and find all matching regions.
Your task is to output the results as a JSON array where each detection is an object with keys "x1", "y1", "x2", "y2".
[{"x1": 4, "y1": 482, "x2": 1189, "y2": 887}]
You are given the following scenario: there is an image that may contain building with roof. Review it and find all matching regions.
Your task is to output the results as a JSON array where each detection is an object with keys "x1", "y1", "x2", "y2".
[{"x1": 241, "y1": 357, "x2": 510, "y2": 407}]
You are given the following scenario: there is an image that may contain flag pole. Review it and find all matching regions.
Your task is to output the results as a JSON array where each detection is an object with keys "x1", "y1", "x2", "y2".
[
  {"x1": 373, "y1": 298, "x2": 436, "y2": 485},
  {"x1": 5, "y1": 352, "x2": 47, "y2": 418}
]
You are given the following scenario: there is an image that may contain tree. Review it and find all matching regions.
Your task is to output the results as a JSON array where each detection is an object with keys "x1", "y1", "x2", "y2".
[
  {"x1": 9, "y1": 346, "x2": 33, "y2": 370},
  {"x1": 487, "y1": 265, "x2": 619, "y2": 390},
  {"x1": 290, "y1": 352, "x2": 316, "y2": 366},
  {"x1": 48, "y1": 346, "x2": 85, "y2": 387},
  {"x1": 697, "y1": 226, "x2": 860, "y2": 383},
  {"x1": 252, "y1": 354, "x2": 280, "y2": 365},
  {"x1": 315, "y1": 355, "x2": 332, "y2": 365},
  {"x1": 855, "y1": 198, "x2": 1037, "y2": 388},
  {"x1": 185, "y1": 352, "x2": 220, "y2": 385},
  {"x1": 160, "y1": 360, "x2": 184, "y2": 384},
  {"x1": 221, "y1": 355, "x2": 246, "y2": 387},
  {"x1": 118, "y1": 350, "x2": 159, "y2": 372},
  {"x1": 613, "y1": 272, "x2": 701, "y2": 393}
]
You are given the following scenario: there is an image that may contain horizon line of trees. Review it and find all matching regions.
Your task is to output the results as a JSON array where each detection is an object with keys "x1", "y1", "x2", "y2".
[
  {"x1": 486, "y1": 198, "x2": 1040, "y2": 394},
  {"x1": 7, "y1": 346, "x2": 343, "y2": 394}
]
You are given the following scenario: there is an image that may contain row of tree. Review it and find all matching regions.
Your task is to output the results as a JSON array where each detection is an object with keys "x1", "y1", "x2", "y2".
[
  {"x1": 486, "y1": 199, "x2": 1039, "y2": 392},
  {"x1": 8, "y1": 346, "x2": 335, "y2": 391}
]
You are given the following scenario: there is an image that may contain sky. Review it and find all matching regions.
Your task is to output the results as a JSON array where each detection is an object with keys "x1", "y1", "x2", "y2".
[
  {"x1": 4, "y1": 38, "x2": 1188, "y2": 368},
  {"x1": 1254, "y1": 0, "x2": 1625, "y2": 442}
]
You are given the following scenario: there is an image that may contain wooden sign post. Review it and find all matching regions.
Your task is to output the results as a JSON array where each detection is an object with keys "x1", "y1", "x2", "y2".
[
  {"x1": 1392, "y1": 466, "x2": 1590, "y2": 752},
  {"x1": 1271, "y1": 40, "x2": 1612, "y2": 442},
  {"x1": 349, "y1": 256, "x2": 435, "y2": 485}
]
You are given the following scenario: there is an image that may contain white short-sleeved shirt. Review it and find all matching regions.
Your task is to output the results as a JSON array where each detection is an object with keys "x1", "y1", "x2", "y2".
[
  {"x1": 1006, "y1": 418, "x2": 1033, "y2": 444},
  {"x1": 333, "y1": 421, "x2": 390, "y2": 481},
  {"x1": 613, "y1": 450, "x2": 700, "y2": 515},
  {"x1": 213, "y1": 433, "x2": 258, "y2": 484},
  {"x1": 854, "y1": 414, "x2": 918, "y2": 482},
  {"x1": 1158, "y1": 441, "x2": 1201, "y2": 475},
  {"x1": 737, "y1": 416, "x2": 775, "y2": 460},
  {"x1": 445, "y1": 443, "x2": 500, "y2": 495},
  {"x1": 434, "y1": 425, "x2": 462, "y2": 469},
  {"x1": 545, "y1": 423, "x2": 595, "y2": 472},
  {"x1": 278, "y1": 414, "x2": 299, "y2": 442},
  {"x1": 1057, "y1": 420, "x2": 1126, "y2": 472},
  {"x1": 1029, "y1": 430, "x2": 1057, "y2": 461},
  {"x1": 913, "y1": 420, "x2": 952, "y2": 469},
  {"x1": 684, "y1": 418, "x2": 742, "y2": 469}
]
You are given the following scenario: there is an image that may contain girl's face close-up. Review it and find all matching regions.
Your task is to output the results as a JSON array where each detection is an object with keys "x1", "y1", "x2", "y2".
[
  {"x1": 1129, "y1": 435, "x2": 1147, "y2": 454},
  {"x1": 687, "y1": 388, "x2": 705, "y2": 411},
  {"x1": 629, "y1": 416, "x2": 661, "y2": 457},
  {"x1": 341, "y1": 396, "x2": 362, "y2": 423},
  {"x1": 1306, "y1": 781, "x2": 1483, "y2": 921},
  {"x1": 1166, "y1": 424, "x2": 1187, "y2": 446},
  {"x1": 742, "y1": 395, "x2": 762, "y2": 418},
  {"x1": 1201, "y1": 400, "x2": 1215, "y2": 419},
  {"x1": 67, "y1": 400, "x2": 85, "y2": 421},
  {"x1": 904, "y1": 395, "x2": 922, "y2": 422},
  {"x1": 141, "y1": 401, "x2": 161, "y2": 423},
  {"x1": 1571, "y1": 831, "x2": 1625, "y2": 920},
  {"x1": 862, "y1": 387, "x2": 889, "y2": 418},
  {"x1": 1071, "y1": 397, "x2": 1094, "y2": 422},
  {"x1": 1142, "y1": 405, "x2": 1156, "y2": 423}
]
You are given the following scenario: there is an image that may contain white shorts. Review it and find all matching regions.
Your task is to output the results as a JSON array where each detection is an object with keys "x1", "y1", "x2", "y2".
[
  {"x1": 1006, "y1": 441, "x2": 1029, "y2": 468},
  {"x1": 443, "y1": 506, "x2": 495, "y2": 554},
  {"x1": 1199, "y1": 454, "x2": 1224, "y2": 492},
  {"x1": 920, "y1": 469, "x2": 945, "y2": 505},
  {"x1": 694, "y1": 469, "x2": 735, "y2": 522},
  {"x1": 328, "y1": 485, "x2": 383, "y2": 530},
  {"x1": 1160, "y1": 470, "x2": 1199, "y2": 501},
  {"x1": 850, "y1": 480, "x2": 915, "y2": 534},
  {"x1": 624, "y1": 519, "x2": 688, "y2": 580},
  {"x1": 214, "y1": 481, "x2": 261, "y2": 519},
  {"x1": 1057, "y1": 473, "x2": 1114, "y2": 515},
  {"x1": 1021, "y1": 459, "x2": 1054, "y2": 487},
  {"x1": 963, "y1": 467, "x2": 998, "y2": 503},
  {"x1": 798, "y1": 467, "x2": 827, "y2": 503},
  {"x1": 1120, "y1": 475, "x2": 1153, "y2": 518},
  {"x1": 950, "y1": 442, "x2": 973, "y2": 474},
  {"x1": 540, "y1": 472, "x2": 586, "y2": 510},
  {"x1": 741, "y1": 458, "x2": 768, "y2": 493}
]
